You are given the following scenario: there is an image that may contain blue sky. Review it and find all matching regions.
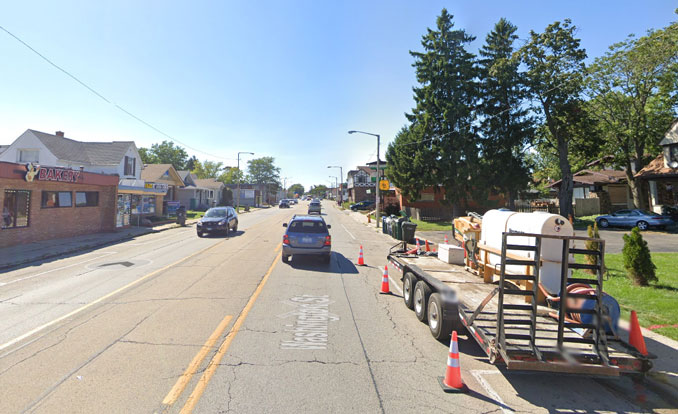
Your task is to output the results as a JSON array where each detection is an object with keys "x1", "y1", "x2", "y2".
[{"x1": 1, "y1": 1, "x2": 675, "y2": 189}]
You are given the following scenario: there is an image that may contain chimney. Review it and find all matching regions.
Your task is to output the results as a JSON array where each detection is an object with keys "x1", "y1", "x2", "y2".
[{"x1": 56, "y1": 131, "x2": 64, "y2": 137}]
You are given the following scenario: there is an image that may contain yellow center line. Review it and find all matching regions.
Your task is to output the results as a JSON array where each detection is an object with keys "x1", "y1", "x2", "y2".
[
  {"x1": 162, "y1": 315, "x2": 233, "y2": 406},
  {"x1": 0, "y1": 238, "x2": 228, "y2": 353},
  {"x1": 179, "y1": 243, "x2": 283, "y2": 414}
]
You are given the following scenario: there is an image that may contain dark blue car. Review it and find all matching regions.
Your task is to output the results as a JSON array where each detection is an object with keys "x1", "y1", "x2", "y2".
[{"x1": 282, "y1": 215, "x2": 331, "y2": 263}]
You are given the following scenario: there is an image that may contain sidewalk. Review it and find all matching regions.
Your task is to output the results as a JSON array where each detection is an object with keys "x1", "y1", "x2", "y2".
[{"x1": 0, "y1": 219, "x2": 198, "y2": 271}]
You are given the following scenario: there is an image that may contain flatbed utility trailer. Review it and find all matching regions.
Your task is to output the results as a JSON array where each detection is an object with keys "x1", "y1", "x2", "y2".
[{"x1": 387, "y1": 232, "x2": 652, "y2": 376}]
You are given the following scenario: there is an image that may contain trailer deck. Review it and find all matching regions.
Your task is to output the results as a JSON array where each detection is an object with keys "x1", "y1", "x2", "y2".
[{"x1": 388, "y1": 238, "x2": 652, "y2": 376}]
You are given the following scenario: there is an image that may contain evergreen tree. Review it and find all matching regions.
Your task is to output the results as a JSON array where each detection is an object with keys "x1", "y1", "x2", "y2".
[
  {"x1": 477, "y1": 18, "x2": 533, "y2": 209},
  {"x1": 405, "y1": 9, "x2": 480, "y2": 215},
  {"x1": 622, "y1": 227, "x2": 657, "y2": 286}
]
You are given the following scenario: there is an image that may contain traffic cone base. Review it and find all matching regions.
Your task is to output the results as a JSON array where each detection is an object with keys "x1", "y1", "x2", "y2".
[
  {"x1": 438, "y1": 376, "x2": 469, "y2": 393},
  {"x1": 629, "y1": 310, "x2": 648, "y2": 356},
  {"x1": 380, "y1": 265, "x2": 391, "y2": 294}
]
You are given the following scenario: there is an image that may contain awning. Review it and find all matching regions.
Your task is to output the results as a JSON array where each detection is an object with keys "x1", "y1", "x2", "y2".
[{"x1": 118, "y1": 185, "x2": 167, "y2": 196}]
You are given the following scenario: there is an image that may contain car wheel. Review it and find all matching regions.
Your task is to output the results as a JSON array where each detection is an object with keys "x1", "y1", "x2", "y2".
[
  {"x1": 197, "y1": 231, "x2": 204, "y2": 238},
  {"x1": 233, "y1": 220, "x2": 238, "y2": 232},
  {"x1": 403, "y1": 272, "x2": 417, "y2": 310},
  {"x1": 414, "y1": 281, "x2": 432, "y2": 323},
  {"x1": 282, "y1": 254, "x2": 290, "y2": 263},
  {"x1": 637, "y1": 220, "x2": 649, "y2": 231},
  {"x1": 598, "y1": 218, "x2": 609, "y2": 228},
  {"x1": 224, "y1": 226, "x2": 229, "y2": 237}
]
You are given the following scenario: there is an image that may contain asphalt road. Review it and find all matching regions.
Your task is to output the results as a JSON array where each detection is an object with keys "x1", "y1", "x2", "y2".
[{"x1": 0, "y1": 201, "x2": 675, "y2": 413}]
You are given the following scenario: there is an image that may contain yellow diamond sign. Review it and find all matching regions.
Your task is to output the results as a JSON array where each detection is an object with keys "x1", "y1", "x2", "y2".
[{"x1": 379, "y1": 180, "x2": 390, "y2": 191}]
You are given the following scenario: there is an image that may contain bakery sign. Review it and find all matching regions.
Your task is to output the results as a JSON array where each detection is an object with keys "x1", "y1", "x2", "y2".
[{"x1": 25, "y1": 163, "x2": 81, "y2": 183}]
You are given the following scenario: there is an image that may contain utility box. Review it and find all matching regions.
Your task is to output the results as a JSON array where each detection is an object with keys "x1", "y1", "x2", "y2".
[{"x1": 438, "y1": 244, "x2": 465, "y2": 265}]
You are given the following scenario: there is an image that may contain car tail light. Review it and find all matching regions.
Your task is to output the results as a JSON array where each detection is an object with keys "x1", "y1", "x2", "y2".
[
  {"x1": 324, "y1": 235, "x2": 331, "y2": 246},
  {"x1": 283, "y1": 235, "x2": 290, "y2": 245}
]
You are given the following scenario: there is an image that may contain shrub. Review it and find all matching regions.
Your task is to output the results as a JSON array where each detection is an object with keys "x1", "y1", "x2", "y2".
[
  {"x1": 622, "y1": 227, "x2": 657, "y2": 286},
  {"x1": 585, "y1": 223, "x2": 601, "y2": 273}
]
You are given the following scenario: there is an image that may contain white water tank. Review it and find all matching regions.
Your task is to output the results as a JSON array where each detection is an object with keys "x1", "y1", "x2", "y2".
[{"x1": 480, "y1": 210, "x2": 573, "y2": 295}]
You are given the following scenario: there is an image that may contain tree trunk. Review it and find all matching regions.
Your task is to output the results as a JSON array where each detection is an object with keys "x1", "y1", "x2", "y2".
[
  {"x1": 628, "y1": 176, "x2": 645, "y2": 210},
  {"x1": 507, "y1": 188, "x2": 516, "y2": 210},
  {"x1": 557, "y1": 137, "x2": 574, "y2": 219}
]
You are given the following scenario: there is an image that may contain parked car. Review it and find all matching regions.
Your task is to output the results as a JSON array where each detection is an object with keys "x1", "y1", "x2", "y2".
[
  {"x1": 350, "y1": 200, "x2": 375, "y2": 211},
  {"x1": 282, "y1": 215, "x2": 331, "y2": 263},
  {"x1": 595, "y1": 209, "x2": 673, "y2": 230},
  {"x1": 661, "y1": 205, "x2": 678, "y2": 222},
  {"x1": 197, "y1": 206, "x2": 238, "y2": 237},
  {"x1": 308, "y1": 201, "x2": 321, "y2": 215},
  {"x1": 279, "y1": 200, "x2": 290, "y2": 208}
]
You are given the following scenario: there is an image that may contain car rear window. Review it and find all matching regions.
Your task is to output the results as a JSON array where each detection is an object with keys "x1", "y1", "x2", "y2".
[
  {"x1": 289, "y1": 220, "x2": 327, "y2": 233},
  {"x1": 310, "y1": 202, "x2": 320, "y2": 206}
]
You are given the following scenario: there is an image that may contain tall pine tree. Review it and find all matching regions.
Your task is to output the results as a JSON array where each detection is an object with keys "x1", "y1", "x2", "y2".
[
  {"x1": 405, "y1": 9, "x2": 479, "y2": 215},
  {"x1": 477, "y1": 18, "x2": 533, "y2": 209}
]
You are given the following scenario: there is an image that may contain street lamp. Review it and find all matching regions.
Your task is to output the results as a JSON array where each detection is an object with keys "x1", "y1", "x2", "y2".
[
  {"x1": 348, "y1": 130, "x2": 381, "y2": 227},
  {"x1": 327, "y1": 165, "x2": 343, "y2": 204},
  {"x1": 328, "y1": 175, "x2": 338, "y2": 200},
  {"x1": 236, "y1": 151, "x2": 254, "y2": 212},
  {"x1": 282, "y1": 176, "x2": 292, "y2": 199}
]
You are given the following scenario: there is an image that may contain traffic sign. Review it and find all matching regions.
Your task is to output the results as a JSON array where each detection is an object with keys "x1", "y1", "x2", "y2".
[{"x1": 379, "y1": 180, "x2": 390, "y2": 191}]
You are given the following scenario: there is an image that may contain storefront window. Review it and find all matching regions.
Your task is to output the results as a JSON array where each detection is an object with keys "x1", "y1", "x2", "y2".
[
  {"x1": 75, "y1": 191, "x2": 99, "y2": 207},
  {"x1": 3, "y1": 189, "x2": 31, "y2": 229},
  {"x1": 42, "y1": 191, "x2": 73, "y2": 208},
  {"x1": 142, "y1": 196, "x2": 156, "y2": 214}
]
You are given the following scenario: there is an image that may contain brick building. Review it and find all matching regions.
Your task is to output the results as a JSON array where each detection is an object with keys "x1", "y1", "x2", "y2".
[{"x1": 0, "y1": 161, "x2": 118, "y2": 248}]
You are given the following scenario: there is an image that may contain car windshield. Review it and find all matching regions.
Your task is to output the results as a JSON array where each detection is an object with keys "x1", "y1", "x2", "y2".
[
  {"x1": 288, "y1": 220, "x2": 327, "y2": 233},
  {"x1": 204, "y1": 209, "x2": 227, "y2": 218}
]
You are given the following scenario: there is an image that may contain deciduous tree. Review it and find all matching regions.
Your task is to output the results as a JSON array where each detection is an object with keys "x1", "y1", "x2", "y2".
[
  {"x1": 138, "y1": 141, "x2": 189, "y2": 171},
  {"x1": 519, "y1": 19, "x2": 588, "y2": 219},
  {"x1": 586, "y1": 17, "x2": 678, "y2": 208}
]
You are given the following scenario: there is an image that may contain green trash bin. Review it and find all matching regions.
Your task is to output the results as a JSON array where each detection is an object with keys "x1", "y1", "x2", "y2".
[
  {"x1": 394, "y1": 217, "x2": 407, "y2": 240},
  {"x1": 401, "y1": 221, "x2": 417, "y2": 243}
]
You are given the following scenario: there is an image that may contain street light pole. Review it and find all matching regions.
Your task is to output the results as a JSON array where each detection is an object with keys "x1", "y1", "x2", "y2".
[
  {"x1": 236, "y1": 151, "x2": 254, "y2": 213},
  {"x1": 328, "y1": 176, "x2": 338, "y2": 200},
  {"x1": 327, "y1": 165, "x2": 343, "y2": 204},
  {"x1": 348, "y1": 130, "x2": 381, "y2": 228}
]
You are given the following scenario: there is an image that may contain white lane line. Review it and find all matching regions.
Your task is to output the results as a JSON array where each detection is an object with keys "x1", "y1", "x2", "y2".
[
  {"x1": 470, "y1": 370, "x2": 514, "y2": 414},
  {"x1": 0, "y1": 251, "x2": 117, "y2": 287},
  {"x1": 388, "y1": 276, "x2": 403, "y2": 295},
  {"x1": 341, "y1": 224, "x2": 356, "y2": 240}
]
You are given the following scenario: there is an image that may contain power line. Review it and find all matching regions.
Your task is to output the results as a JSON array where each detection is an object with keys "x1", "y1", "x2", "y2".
[{"x1": 0, "y1": 24, "x2": 236, "y2": 162}]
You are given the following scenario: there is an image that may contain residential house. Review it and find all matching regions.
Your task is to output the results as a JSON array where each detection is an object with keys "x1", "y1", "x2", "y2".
[
  {"x1": 635, "y1": 120, "x2": 678, "y2": 213},
  {"x1": 396, "y1": 187, "x2": 506, "y2": 220},
  {"x1": 176, "y1": 171, "x2": 212, "y2": 210},
  {"x1": 549, "y1": 168, "x2": 632, "y2": 215},
  {"x1": 193, "y1": 178, "x2": 225, "y2": 208},
  {"x1": 0, "y1": 129, "x2": 163, "y2": 228},
  {"x1": 223, "y1": 183, "x2": 270, "y2": 207},
  {"x1": 140, "y1": 164, "x2": 186, "y2": 215}
]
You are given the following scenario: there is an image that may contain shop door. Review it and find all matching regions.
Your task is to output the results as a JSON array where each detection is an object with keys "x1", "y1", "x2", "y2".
[{"x1": 116, "y1": 194, "x2": 131, "y2": 227}]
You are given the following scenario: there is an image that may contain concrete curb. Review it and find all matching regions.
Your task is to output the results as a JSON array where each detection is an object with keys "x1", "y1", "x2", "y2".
[{"x1": 0, "y1": 222, "x2": 196, "y2": 271}]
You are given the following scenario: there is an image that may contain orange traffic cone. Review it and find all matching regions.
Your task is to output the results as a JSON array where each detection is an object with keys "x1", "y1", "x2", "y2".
[
  {"x1": 425, "y1": 239, "x2": 431, "y2": 252},
  {"x1": 416, "y1": 238, "x2": 421, "y2": 253},
  {"x1": 379, "y1": 265, "x2": 391, "y2": 294},
  {"x1": 629, "y1": 310, "x2": 648, "y2": 356},
  {"x1": 439, "y1": 331, "x2": 469, "y2": 393},
  {"x1": 444, "y1": 234, "x2": 449, "y2": 244},
  {"x1": 357, "y1": 245, "x2": 366, "y2": 266}
]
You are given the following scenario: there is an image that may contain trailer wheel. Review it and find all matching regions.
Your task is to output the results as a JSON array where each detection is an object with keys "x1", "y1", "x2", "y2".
[
  {"x1": 414, "y1": 281, "x2": 432, "y2": 322},
  {"x1": 427, "y1": 293, "x2": 452, "y2": 341},
  {"x1": 403, "y1": 272, "x2": 417, "y2": 310}
]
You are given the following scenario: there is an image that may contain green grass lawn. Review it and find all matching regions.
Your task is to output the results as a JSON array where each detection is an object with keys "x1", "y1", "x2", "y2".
[
  {"x1": 186, "y1": 210, "x2": 205, "y2": 219},
  {"x1": 574, "y1": 214, "x2": 600, "y2": 230},
  {"x1": 575, "y1": 252, "x2": 678, "y2": 340},
  {"x1": 341, "y1": 201, "x2": 351, "y2": 210},
  {"x1": 410, "y1": 218, "x2": 453, "y2": 232}
]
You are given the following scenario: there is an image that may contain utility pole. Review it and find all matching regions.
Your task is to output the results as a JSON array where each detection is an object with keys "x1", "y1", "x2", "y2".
[
  {"x1": 236, "y1": 151, "x2": 254, "y2": 212},
  {"x1": 327, "y1": 165, "x2": 343, "y2": 204},
  {"x1": 348, "y1": 130, "x2": 381, "y2": 228}
]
